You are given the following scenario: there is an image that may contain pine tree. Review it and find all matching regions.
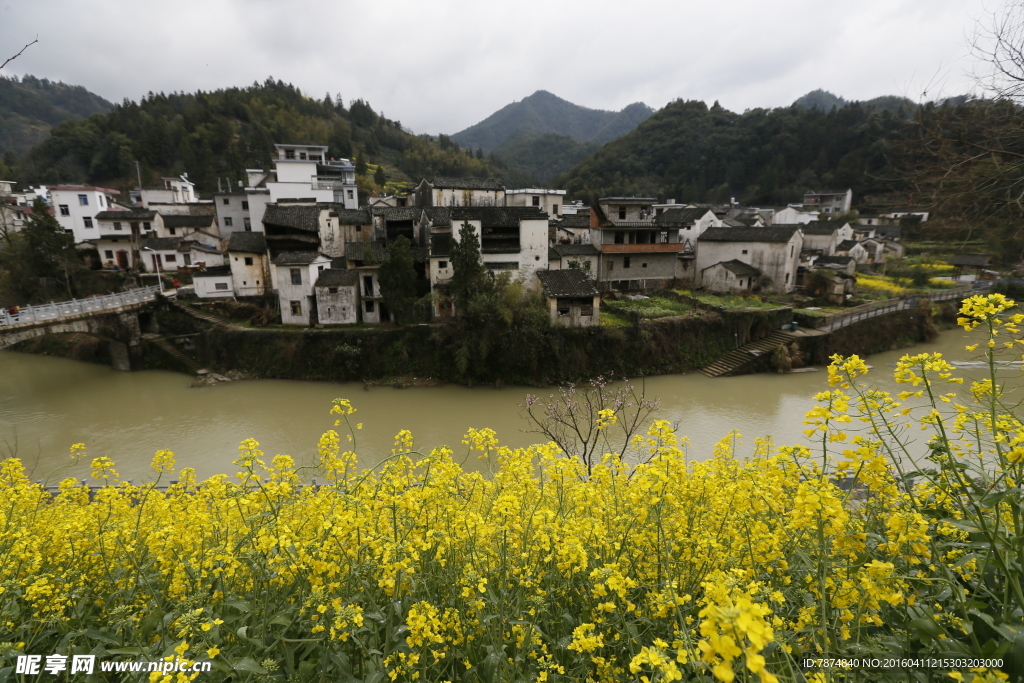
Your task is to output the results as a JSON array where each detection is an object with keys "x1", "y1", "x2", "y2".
[{"x1": 448, "y1": 221, "x2": 486, "y2": 314}]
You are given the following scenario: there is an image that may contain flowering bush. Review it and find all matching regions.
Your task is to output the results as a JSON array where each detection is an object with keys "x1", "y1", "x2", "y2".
[{"x1": 0, "y1": 295, "x2": 1020, "y2": 682}]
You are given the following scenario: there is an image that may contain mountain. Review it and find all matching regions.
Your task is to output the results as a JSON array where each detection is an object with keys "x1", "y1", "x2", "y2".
[
  {"x1": 558, "y1": 98, "x2": 910, "y2": 206},
  {"x1": 794, "y1": 89, "x2": 916, "y2": 116},
  {"x1": 451, "y1": 90, "x2": 653, "y2": 184},
  {"x1": 0, "y1": 75, "x2": 113, "y2": 158},
  {"x1": 13, "y1": 79, "x2": 528, "y2": 195},
  {"x1": 453, "y1": 90, "x2": 652, "y2": 153}
]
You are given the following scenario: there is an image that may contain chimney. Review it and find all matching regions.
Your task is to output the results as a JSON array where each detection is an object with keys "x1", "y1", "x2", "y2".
[{"x1": 667, "y1": 199, "x2": 676, "y2": 205}]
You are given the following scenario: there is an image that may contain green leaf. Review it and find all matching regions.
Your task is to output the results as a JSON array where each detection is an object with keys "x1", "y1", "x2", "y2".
[{"x1": 231, "y1": 657, "x2": 268, "y2": 674}]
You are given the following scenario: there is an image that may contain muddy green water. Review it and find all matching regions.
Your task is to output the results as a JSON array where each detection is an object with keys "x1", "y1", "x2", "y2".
[{"x1": 0, "y1": 328, "x2": 993, "y2": 483}]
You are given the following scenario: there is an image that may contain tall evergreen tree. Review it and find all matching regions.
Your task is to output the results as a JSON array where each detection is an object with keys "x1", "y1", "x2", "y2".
[
  {"x1": 377, "y1": 236, "x2": 418, "y2": 325},
  {"x1": 448, "y1": 221, "x2": 486, "y2": 315}
]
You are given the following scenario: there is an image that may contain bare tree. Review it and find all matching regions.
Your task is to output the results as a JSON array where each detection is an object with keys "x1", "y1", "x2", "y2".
[
  {"x1": 521, "y1": 377, "x2": 660, "y2": 476},
  {"x1": 0, "y1": 37, "x2": 38, "y2": 71}
]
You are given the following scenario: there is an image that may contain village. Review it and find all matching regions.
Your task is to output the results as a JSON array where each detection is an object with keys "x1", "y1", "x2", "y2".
[{"x1": 0, "y1": 142, "x2": 990, "y2": 332}]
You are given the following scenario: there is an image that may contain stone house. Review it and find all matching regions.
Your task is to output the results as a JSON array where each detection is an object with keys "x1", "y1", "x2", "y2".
[
  {"x1": 342, "y1": 241, "x2": 389, "y2": 324},
  {"x1": 536, "y1": 269, "x2": 601, "y2": 327},
  {"x1": 314, "y1": 269, "x2": 360, "y2": 325},
  {"x1": 273, "y1": 252, "x2": 332, "y2": 326},
  {"x1": 547, "y1": 244, "x2": 601, "y2": 278},
  {"x1": 413, "y1": 177, "x2": 505, "y2": 207},
  {"x1": 701, "y1": 260, "x2": 760, "y2": 294},
  {"x1": 696, "y1": 226, "x2": 804, "y2": 293},
  {"x1": 227, "y1": 232, "x2": 271, "y2": 297}
]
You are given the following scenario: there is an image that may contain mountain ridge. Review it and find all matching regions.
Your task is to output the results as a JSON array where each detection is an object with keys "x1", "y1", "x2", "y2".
[{"x1": 0, "y1": 74, "x2": 114, "y2": 157}]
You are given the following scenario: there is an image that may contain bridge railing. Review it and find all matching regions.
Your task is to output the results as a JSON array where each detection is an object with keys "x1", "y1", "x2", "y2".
[
  {"x1": 0, "y1": 285, "x2": 162, "y2": 327},
  {"x1": 819, "y1": 284, "x2": 980, "y2": 333}
]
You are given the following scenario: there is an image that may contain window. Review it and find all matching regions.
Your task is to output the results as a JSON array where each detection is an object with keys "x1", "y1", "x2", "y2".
[
  {"x1": 243, "y1": 281, "x2": 247, "y2": 285},
  {"x1": 365, "y1": 301, "x2": 375, "y2": 313},
  {"x1": 642, "y1": 262, "x2": 648, "y2": 268},
  {"x1": 318, "y1": 265, "x2": 325, "y2": 274},
  {"x1": 59, "y1": 205, "x2": 69, "y2": 216},
  {"x1": 244, "y1": 257, "x2": 254, "y2": 266},
  {"x1": 328, "y1": 287, "x2": 338, "y2": 294},
  {"x1": 347, "y1": 190, "x2": 354, "y2": 199},
  {"x1": 104, "y1": 250, "x2": 114, "y2": 259},
  {"x1": 614, "y1": 232, "x2": 624, "y2": 244},
  {"x1": 184, "y1": 254, "x2": 191, "y2": 266},
  {"x1": 243, "y1": 218, "x2": 251, "y2": 231},
  {"x1": 224, "y1": 217, "x2": 233, "y2": 227},
  {"x1": 299, "y1": 152, "x2": 307, "y2": 160},
  {"x1": 168, "y1": 227, "x2": 176, "y2": 235},
  {"x1": 143, "y1": 222, "x2": 151, "y2": 231},
  {"x1": 215, "y1": 282, "x2": 229, "y2": 290},
  {"x1": 290, "y1": 300, "x2": 302, "y2": 315},
  {"x1": 355, "y1": 225, "x2": 361, "y2": 232},
  {"x1": 165, "y1": 254, "x2": 176, "y2": 263},
  {"x1": 552, "y1": 203, "x2": 558, "y2": 215},
  {"x1": 660, "y1": 231, "x2": 668, "y2": 243},
  {"x1": 532, "y1": 196, "x2": 540, "y2": 207},
  {"x1": 785, "y1": 273, "x2": 790, "y2": 284},
  {"x1": 790, "y1": 245, "x2": 794, "y2": 257},
  {"x1": 623, "y1": 257, "x2": 631, "y2": 268},
  {"x1": 285, "y1": 149, "x2": 295, "y2": 159},
  {"x1": 222, "y1": 198, "x2": 229, "y2": 205},
  {"x1": 78, "y1": 194, "x2": 88, "y2": 206},
  {"x1": 290, "y1": 268, "x2": 302, "y2": 285},
  {"x1": 242, "y1": 201, "x2": 249, "y2": 210},
  {"x1": 741, "y1": 249, "x2": 748, "y2": 255},
  {"x1": 363, "y1": 275, "x2": 374, "y2": 296},
  {"x1": 98, "y1": 195, "x2": 104, "y2": 207},
  {"x1": 83, "y1": 217, "x2": 93, "y2": 228},
  {"x1": 618, "y1": 207, "x2": 626, "y2": 220}
]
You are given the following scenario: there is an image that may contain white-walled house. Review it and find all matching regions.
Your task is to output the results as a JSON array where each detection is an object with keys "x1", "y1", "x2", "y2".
[
  {"x1": 701, "y1": 260, "x2": 760, "y2": 294},
  {"x1": 696, "y1": 226, "x2": 803, "y2": 293},
  {"x1": 314, "y1": 269, "x2": 360, "y2": 325},
  {"x1": 193, "y1": 266, "x2": 234, "y2": 298},
  {"x1": 547, "y1": 244, "x2": 601, "y2": 277},
  {"x1": 506, "y1": 188, "x2": 566, "y2": 216},
  {"x1": 414, "y1": 177, "x2": 505, "y2": 207},
  {"x1": 273, "y1": 252, "x2": 332, "y2": 326},
  {"x1": 133, "y1": 175, "x2": 197, "y2": 206},
  {"x1": 265, "y1": 144, "x2": 358, "y2": 209},
  {"x1": 449, "y1": 207, "x2": 549, "y2": 289},
  {"x1": 803, "y1": 189, "x2": 852, "y2": 215},
  {"x1": 835, "y1": 239, "x2": 870, "y2": 265},
  {"x1": 771, "y1": 206, "x2": 819, "y2": 225},
  {"x1": 50, "y1": 185, "x2": 121, "y2": 243},
  {"x1": 214, "y1": 189, "x2": 272, "y2": 237},
  {"x1": 536, "y1": 269, "x2": 601, "y2": 327},
  {"x1": 227, "y1": 232, "x2": 271, "y2": 297},
  {"x1": 93, "y1": 208, "x2": 159, "y2": 270}
]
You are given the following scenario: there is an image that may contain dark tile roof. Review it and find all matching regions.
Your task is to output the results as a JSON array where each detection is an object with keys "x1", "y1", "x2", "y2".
[
  {"x1": 140, "y1": 236, "x2": 183, "y2": 250},
  {"x1": 536, "y1": 269, "x2": 600, "y2": 298},
  {"x1": 96, "y1": 209, "x2": 155, "y2": 220},
  {"x1": 874, "y1": 225, "x2": 902, "y2": 239},
  {"x1": 949, "y1": 254, "x2": 992, "y2": 267},
  {"x1": 272, "y1": 251, "x2": 325, "y2": 265},
  {"x1": 162, "y1": 214, "x2": 215, "y2": 228},
  {"x1": 193, "y1": 266, "x2": 232, "y2": 277},
  {"x1": 179, "y1": 242, "x2": 220, "y2": 254},
  {"x1": 797, "y1": 221, "x2": 841, "y2": 235},
  {"x1": 424, "y1": 207, "x2": 451, "y2": 227},
  {"x1": 557, "y1": 215, "x2": 591, "y2": 229},
  {"x1": 711, "y1": 259, "x2": 760, "y2": 277},
  {"x1": 315, "y1": 269, "x2": 359, "y2": 287},
  {"x1": 451, "y1": 206, "x2": 547, "y2": 228},
  {"x1": 655, "y1": 207, "x2": 710, "y2": 225},
  {"x1": 263, "y1": 204, "x2": 321, "y2": 232},
  {"x1": 835, "y1": 240, "x2": 860, "y2": 252},
  {"x1": 553, "y1": 244, "x2": 601, "y2": 257},
  {"x1": 598, "y1": 196, "x2": 657, "y2": 202},
  {"x1": 721, "y1": 217, "x2": 745, "y2": 227},
  {"x1": 548, "y1": 248, "x2": 561, "y2": 262},
  {"x1": 227, "y1": 231, "x2": 267, "y2": 253},
  {"x1": 430, "y1": 176, "x2": 504, "y2": 191},
  {"x1": 816, "y1": 255, "x2": 854, "y2": 266},
  {"x1": 371, "y1": 206, "x2": 421, "y2": 221},
  {"x1": 699, "y1": 226, "x2": 800, "y2": 243},
  {"x1": 345, "y1": 241, "x2": 388, "y2": 262},
  {"x1": 331, "y1": 209, "x2": 371, "y2": 224}
]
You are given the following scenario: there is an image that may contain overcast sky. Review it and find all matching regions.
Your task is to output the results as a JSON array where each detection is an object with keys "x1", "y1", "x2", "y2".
[{"x1": 0, "y1": 0, "x2": 994, "y2": 135}]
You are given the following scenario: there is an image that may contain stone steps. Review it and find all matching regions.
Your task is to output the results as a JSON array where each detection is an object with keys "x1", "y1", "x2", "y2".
[
  {"x1": 144, "y1": 334, "x2": 206, "y2": 375},
  {"x1": 701, "y1": 331, "x2": 795, "y2": 377}
]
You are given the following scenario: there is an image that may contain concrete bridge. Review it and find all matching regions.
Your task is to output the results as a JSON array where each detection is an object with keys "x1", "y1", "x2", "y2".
[{"x1": 0, "y1": 285, "x2": 165, "y2": 370}]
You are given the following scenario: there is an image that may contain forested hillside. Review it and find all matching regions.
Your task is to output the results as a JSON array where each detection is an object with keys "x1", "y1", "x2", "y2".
[
  {"x1": 558, "y1": 98, "x2": 913, "y2": 205},
  {"x1": 0, "y1": 74, "x2": 113, "y2": 158},
  {"x1": 12, "y1": 79, "x2": 527, "y2": 195}
]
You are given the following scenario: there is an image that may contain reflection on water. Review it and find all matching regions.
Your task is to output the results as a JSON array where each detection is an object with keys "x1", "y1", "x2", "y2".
[{"x1": 0, "y1": 327, "x2": 993, "y2": 482}]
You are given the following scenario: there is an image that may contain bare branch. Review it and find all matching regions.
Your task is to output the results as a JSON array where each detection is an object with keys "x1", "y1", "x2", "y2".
[{"x1": 0, "y1": 36, "x2": 39, "y2": 72}]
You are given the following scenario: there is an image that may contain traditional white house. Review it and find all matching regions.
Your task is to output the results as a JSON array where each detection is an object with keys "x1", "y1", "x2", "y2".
[
  {"x1": 93, "y1": 208, "x2": 160, "y2": 270},
  {"x1": 771, "y1": 206, "x2": 819, "y2": 225},
  {"x1": 49, "y1": 185, "x2": 121, "y2": 243},
  {"x1": 227, "y1": 232, "x2": 271, "y2": 297},
  {"x1": 193, "y1": 266, "x2": 234, "y2": 298},
  {"x1": 794, "y1": 221, "x2": 853, "y2": 255},
  {"x1": 506, "y1": 188, "x2": 566, "y2": 216},
  {"x1": 803, "y1": 189, "x2": 852, "y2": 215},
  {"x1": 696, "y1": 226, "x2": 803, "y2": 293},
  {"x1": 449, "y1": 207, "x2": 549, "y2": 289},
  {"x1": 413, "y1": 177, "x2": 505, "y2": 207},
  {"x1": 213, "y1": 188, "x2": 272, "y2": 238},
  {"x1": 314, "y1": 269, "x2": 360, "y2": 325},
  {"x1": 536, "y1": 269, "x2": 601, "y2": 327},
  {"x1": 547, "y1": 244, "x2": 601, "y2": 277},
  {"x1": 133, "y1": 175, "x2": 197, "y2": 206},
  {"x1": 701, "y1": 260, "x2": 760, "y2": 294},
  {"x1": 835, "y1": 239, "x2": 870, "y2": 265},
  {"x1": 273, "y1": 251, "x2": 332, "y2": 326}
]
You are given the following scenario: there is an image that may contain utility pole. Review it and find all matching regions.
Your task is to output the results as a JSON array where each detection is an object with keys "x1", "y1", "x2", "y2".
[{"x1": 135, "y1": 160, "x2": 143, "y2": 190}]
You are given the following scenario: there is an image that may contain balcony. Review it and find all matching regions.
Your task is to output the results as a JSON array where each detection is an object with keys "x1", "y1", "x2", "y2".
[
  {"x1": 311, "y1": 176, "x2": 356, "y2": 191},
  {"x1": 599, "y1": 243, "x2": 685, "y2": 254}
]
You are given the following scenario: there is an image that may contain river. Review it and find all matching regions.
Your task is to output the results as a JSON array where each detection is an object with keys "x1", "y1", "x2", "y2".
[{"x1": 0, "y1": 327, "x2": 994, "y2": 483}]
